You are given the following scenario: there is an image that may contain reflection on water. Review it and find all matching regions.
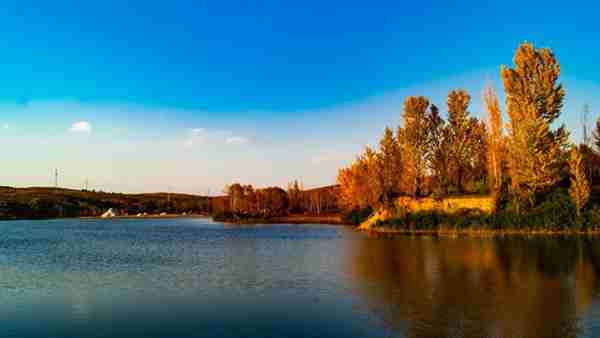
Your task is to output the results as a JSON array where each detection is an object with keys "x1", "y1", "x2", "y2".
[
  {"x1": 345, "y1": 235, "x2": 600, "y2": 338},
  {"x1": 1, "y1": 218, "x2": 600, "y2": 337}
]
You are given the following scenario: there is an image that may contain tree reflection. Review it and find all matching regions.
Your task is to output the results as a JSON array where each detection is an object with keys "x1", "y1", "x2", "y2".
[{"x1": 345, "y1": 236, "x2": 600, "y2": 338}]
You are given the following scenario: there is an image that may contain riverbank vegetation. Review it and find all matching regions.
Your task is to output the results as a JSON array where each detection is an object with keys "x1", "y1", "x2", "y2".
[
  {"x1": 212, "y1": 182, "x2": 341, "y2": 223},
  {"x1": 338, "y1": 42, "x2": 600, "y2": 232}
]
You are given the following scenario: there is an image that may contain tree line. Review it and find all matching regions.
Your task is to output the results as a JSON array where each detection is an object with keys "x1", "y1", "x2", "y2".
[
  {"x1": 337, "y1": 42, "x2": 598, "y2": 227},
  {"x1": 214, "y1": 181, "x2": 339, "y2": 220}
]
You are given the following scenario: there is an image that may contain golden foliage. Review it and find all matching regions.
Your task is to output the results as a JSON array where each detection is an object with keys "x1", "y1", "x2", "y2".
[
  {"x1": 569, "y1": 146, "x2": 590, "y2": 218},
  {"x1": 338, "y1": 42, "x2": 579, "y2": 220},
  {"x1": 483, "y1": 85, "x2": 504, "y2": 196},
  {"x1": 378, "y1": 127, "x2": 403, "y2": 204},
  {"x1": 398, "y1": 96, "x2": 431, "y2": 197},
  {"x1": 337, "y1": 146, "x2": 382, "y2": 210},
  {"x1": 445, "y1": 90, "x2": 488, "y2": 192},
  {"x1": 502, "y1": 42, "x2": 569, "y2": 209}
]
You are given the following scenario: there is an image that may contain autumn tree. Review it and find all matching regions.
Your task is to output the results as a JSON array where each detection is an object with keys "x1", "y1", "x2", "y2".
[
  {"x1": 363, "y1": 146, "x2": 384, "y2": 206},
  {"x1": 426, "y1": 104, "x2": 450, "y2": 194},
  {"x1": 378, "y1": 127, "x2": 402, "y2": 205},
  {"x1": 256, "y1": 187, "x2": 289, "y2": 216},
  {"x1": 287, "y1": 180, "x2": 302, "y2": 213},
  {"x1": 569, "y1": 145, "x2": 590, "y2": 220},
  {"x1": 337, "y1": 161, "x2": 362, "y2": 210},
  {"x1": 398, "y1": 96, "x2": 431, "y2": 197},
  {"x1": 501, "y1": 43, "x2": 570, "y2": 211},
  {"x1": 337, "y1": 147, "x2": 382, "y2": 209},
  {"x1": 244, "y1": 185, "x2": 257, "y2": 213},
  {"x1": 484, "y1": 85, "x2": 504, "y2": 197},
  {"x1": 226, "y1": 183, "x2": 245, "y2": 213},
  {"x1": 445, "y1": 90, "x2": 487, "y2": 192}
]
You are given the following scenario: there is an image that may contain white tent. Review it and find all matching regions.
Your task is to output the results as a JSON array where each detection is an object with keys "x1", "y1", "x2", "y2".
[{"x1": 101, "y1": 208, "x2": 119, "y2": 218}]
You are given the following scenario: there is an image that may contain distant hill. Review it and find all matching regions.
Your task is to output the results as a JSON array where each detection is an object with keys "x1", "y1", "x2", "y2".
[{"x1": 0, "y1": 186, "x2": 209, "y2": 220}]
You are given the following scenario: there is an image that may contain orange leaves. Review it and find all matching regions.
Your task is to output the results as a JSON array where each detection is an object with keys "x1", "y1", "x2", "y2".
[
  {"x1": 502, "y1": 43, "x2": 569, "y2": 209},
  {"x1": 569, "y1": 146, "x2": 590, "y2": 219}
]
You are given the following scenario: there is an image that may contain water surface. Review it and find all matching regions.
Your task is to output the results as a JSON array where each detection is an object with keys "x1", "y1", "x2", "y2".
[{"x1": 1, "y1": 218, "x2": 600, "y2": 337}]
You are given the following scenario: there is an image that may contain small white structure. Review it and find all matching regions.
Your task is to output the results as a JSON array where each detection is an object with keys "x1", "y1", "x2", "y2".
[{"x1": 101, "y1": 208, "x2": 119, "y2": 218}]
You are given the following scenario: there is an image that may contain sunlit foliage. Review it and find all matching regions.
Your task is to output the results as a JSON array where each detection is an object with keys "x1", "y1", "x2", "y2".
[
  {"x1": 483, "y1": 85, "x2": 505, "y2": 198},
  {"x1": 398, "y1": 96, "x2": 431, "y2": 197},
  {"x1": 569, "y1": 146, "x2": 590, "y2": 220},
  {"x1": 501, "y1": 42, "x2": 570, "y2": 212},
  {"x1": 445, "y1": 90, "x2": 487, "y2": 193}
]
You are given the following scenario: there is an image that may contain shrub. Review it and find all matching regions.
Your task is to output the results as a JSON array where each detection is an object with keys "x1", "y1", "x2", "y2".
[
  {"x1": 342, "y1": 206, "x2": 373, "y2": 225},
  {"x1": 528, "y1": 188, "x2": 576, "y2": 229}
]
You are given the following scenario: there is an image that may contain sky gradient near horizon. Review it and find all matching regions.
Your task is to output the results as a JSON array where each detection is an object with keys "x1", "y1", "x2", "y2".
[{"x1": 1, "y1": 1, "x2": 600, "y2": 194}]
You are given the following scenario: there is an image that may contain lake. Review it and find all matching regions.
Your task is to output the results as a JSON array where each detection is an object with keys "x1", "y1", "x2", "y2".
[{"x1": 1, "y1": 218, "x2": 600, "y2": 338}]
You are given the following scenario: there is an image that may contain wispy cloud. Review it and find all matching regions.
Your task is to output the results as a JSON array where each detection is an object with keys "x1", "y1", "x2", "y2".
[
  {"x1": 184, "y1": 128, "x2": 249, "y2": 147},
  {"x1": 225, "y1": 136, "x2": 248, "y2": 145},
  {"x1": 69, "y1": 121, "x2": 92, "y2": 133}
]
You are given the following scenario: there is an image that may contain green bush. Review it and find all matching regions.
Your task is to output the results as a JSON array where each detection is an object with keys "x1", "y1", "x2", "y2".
[
  {"x1": 583, "y1": 205, "x2": 600, "y2": 229},
  {"x1": 528, "y1": 188, "x2": 576, "y2": 229},
  {"x1": 342, "y1": 206, "x2": 373, "y2": 225}
]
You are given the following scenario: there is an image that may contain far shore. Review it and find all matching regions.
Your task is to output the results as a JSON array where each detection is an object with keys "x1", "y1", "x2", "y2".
[
  {"x1": 82, "y1": 213, "x2": 345, "y2": 224},
  {"x1": 262, "y1": 214, "x2": 343, "y2": 225},
  {"x1": 81, "y1": 213, "x2": 210, "y2": 220}
]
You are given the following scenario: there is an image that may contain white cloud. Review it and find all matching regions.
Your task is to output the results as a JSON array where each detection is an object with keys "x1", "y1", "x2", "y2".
[
  {"x1": 69, "y1": 121, "x2": 92, "y2": 133},
  {"x1": 2, "y1": 123, "x2": 9, "y2": 129},
  {"x1": 225, "y1": 136, "x2": 248, "y2": 145},
  {"x1": 184, "y1": 128, "x2": 209, "y2": 146},
  {"x1": 184, "y1": 128, "x2": 249, "y2": 147}
]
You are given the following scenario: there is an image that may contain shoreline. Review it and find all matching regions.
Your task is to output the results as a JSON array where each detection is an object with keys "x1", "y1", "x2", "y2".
[
  {"x1": 80, "y1": 214, "x2": 210, "y2": 220},
  {"x1": 358, "y1": 226, "x2": 600, "y2": 237},
  {"x1": 213, "y1": 213, "x2": 344, "y2": 225}
]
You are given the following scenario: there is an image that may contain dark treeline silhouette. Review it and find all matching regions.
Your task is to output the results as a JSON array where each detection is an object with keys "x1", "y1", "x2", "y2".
[
  {"x1": 338, "y1": 42, "x2": 600, "y2": 229},
  {"x1": 0, "y1": 186, "x2": 209, "y2": 220}
]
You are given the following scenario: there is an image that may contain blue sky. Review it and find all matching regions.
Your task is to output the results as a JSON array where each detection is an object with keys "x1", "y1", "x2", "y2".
[{"x1": 1, "y1": 1, "x2": 599, "y2": 193}]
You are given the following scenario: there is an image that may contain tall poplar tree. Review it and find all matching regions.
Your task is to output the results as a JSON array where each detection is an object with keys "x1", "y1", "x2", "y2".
[
  {"x1": 378, "y1": 127, "x2": 402, "y2": 205},
  {"x1": 484, "y1": 85, "x2": 504, "y2": 197},
  {"x1": 426, "y1": 104, "x2": 449, "y2": 193},
  {"x1": 398, "y1": 96, "x2": 430, "y2": 197},
  {"x1": 569, "y1": 145, "x2": 590, "y2": 220},
  {"x1": 501, "y1": 43, "x2": 569, "y2": 211},
  {"x1": 445, "y1": 90, "x2": 485, "y2": 192}
]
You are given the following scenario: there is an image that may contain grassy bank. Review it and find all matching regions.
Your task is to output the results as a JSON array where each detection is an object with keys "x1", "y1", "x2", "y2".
[{"x1": 353, "y1": 188, "x2": 600, "y2": 236}]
